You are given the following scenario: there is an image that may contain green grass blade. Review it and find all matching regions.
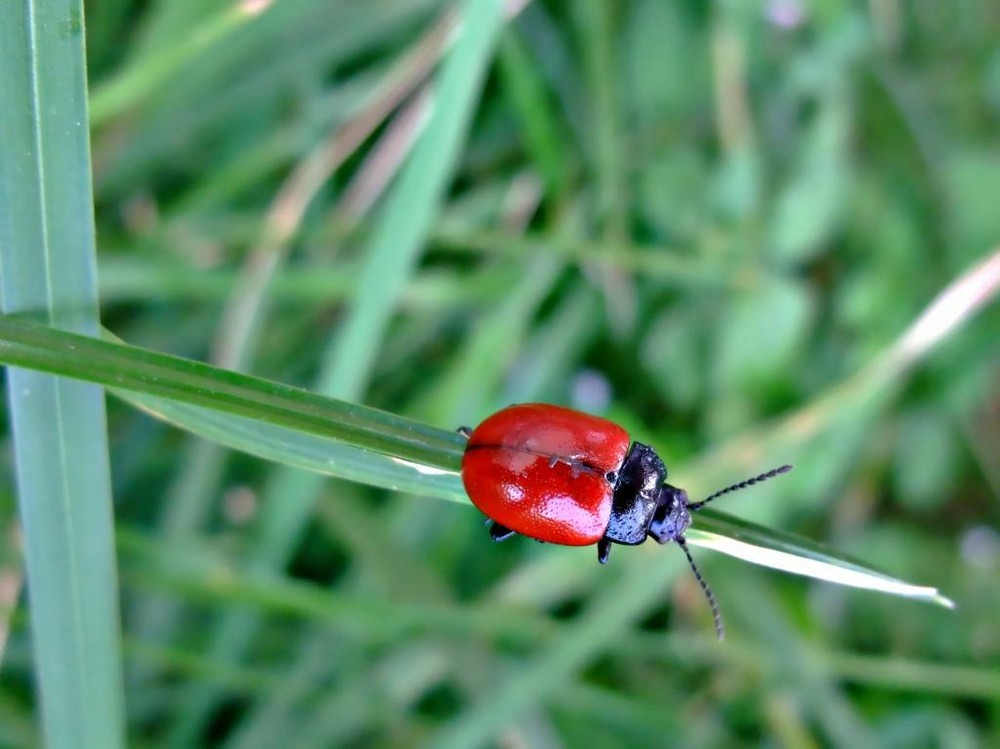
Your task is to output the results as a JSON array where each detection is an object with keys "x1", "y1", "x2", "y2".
[
  {"x1": 0, "y1": 317, "x2": 465, "y2": 469},
  {"x1": 690, "y1": 511, "x2": 954, "y2": 608},
  {"x1": 573, "y1": 0, "x2": 626, "y2": 238},
  {"x1": 0, "y1": 316, "x2": 957, "y2": 609},
  {"x1": 322, "y1": 0, "x2": 507, "y2": 401},
  {"x1": 88, "y1": 1, "x2": 264, "y2": 126},
  {"x1": 0, "y1": 2, "x2": 124, "y2": 747},
  {"x1": 126, "y1": 393, "x2": 465, "y2": 502},
  {"x1": 168, "y1": 1, "x2": 510, "y2": 742}
]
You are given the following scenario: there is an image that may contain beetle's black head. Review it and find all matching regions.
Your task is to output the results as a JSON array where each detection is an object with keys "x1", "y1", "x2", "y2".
[
  {"x1": 644, "y1": 466, "x2": 792, "y2": 641},
  {"x1": 647, "y1": 484, "x2": 691, "y2": 544},
  {"x1": 646, "y1": 464, "x2": 794, "y2": 545}
]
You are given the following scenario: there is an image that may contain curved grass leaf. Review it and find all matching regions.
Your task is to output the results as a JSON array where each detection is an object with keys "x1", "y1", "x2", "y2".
[
  {"x1": 0, "y1": 315, "x2": 952, "y2": 609},
  {"x1": 690, "y1": 511, "x2": 954, "y2": 608},
  {"x1": 0, "y1": 315, "x2": 465, "y2": 470},
  {"x1": 132, "y1": 394, "x2": 464, "y2": 501}
]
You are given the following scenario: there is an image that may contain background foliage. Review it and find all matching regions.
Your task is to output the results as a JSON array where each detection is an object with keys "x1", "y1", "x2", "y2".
[{"x1": 2, "y1": 0, "x2": 999, "y2": 746}]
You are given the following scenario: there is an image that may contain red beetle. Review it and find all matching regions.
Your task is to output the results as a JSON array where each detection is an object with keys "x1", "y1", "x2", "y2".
[{"x1": 460, "y1": 403, "x2": 791, "y2": 639}]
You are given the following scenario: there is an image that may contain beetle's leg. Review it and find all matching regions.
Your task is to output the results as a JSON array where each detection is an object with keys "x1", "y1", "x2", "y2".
[
  {"x1": 457, "y1": 426, "x2": 472, "y2": 438},
  {"x1": 547, "y1": 454, "x2": 590, "y2": 478},
  {"x1": 597, "y1": 537, "x2": 612, "y2": 564},
  {"x1": 489, "y1": 521, "x2": 517, "y2": 542}
]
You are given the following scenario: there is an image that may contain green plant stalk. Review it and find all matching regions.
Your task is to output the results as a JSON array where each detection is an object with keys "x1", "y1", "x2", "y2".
[
  {"x1": 166, "y1": 0, "x2": 511, "y2": 743},
  {"x1": 0, "y1": 316, "x2": 464, "y2": 469},
  {"x1": 88, "y1": 2, "x2": 262, "y2": 126},
  {"x1": 0, "y1": 314, "x2": 956, "y2": 607},
  {"x1": 0, "y1": 2, "x2": 125, "y2": 747}
]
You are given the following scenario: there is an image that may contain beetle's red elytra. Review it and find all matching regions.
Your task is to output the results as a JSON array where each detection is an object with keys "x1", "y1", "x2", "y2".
[
  {"x1": 461, "y1": 403, "x2": 630, "y2": 546},
  {"x1": 460, "y1": 403, "x2": 792, "y2": 639}
]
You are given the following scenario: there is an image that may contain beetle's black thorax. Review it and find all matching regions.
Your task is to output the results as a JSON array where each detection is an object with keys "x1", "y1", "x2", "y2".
[{"x1": 604, "y1": 442, "x2": 667, "y2": 545}]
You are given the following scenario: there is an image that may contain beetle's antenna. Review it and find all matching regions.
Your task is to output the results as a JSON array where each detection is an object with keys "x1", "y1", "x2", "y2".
[
  {"x1": 677, "y1": 536, "x2": 723, "y2": 641},
  {"x1": 686, "y1": 464, "x2": 792, "y2": 512}
]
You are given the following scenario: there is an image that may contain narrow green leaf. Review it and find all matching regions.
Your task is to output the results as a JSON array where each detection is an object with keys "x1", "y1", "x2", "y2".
[
  {"x1": 88, "y1": 2, "x2": 263, "y2": 126},
  {"x1": 0, "y1": 2, "x2": 124, "y2": 747},
  {"x1": 168, "y1": 1, "x2": 509, "y2": 742},
  {"x1": 0, "y1": 316, "x2": 465, "y2": 471},
  {"x1": 690, "y1": 511, "x2": 954, "y2": 609},
  {"x1": 573, "y1": 0, "x2": 626, "y2": 238},
  {"x1": 208, "y1": 0, "x2": 503, "y2": 747},
  {"x1": 128, "y1": 392, "x2": 465, "y2": 502},
  {"x1": 322, "y1": 0, "x2": 508, "y2": 401},
  {"x1": 0, "y1": 316, "x2": 954, "y2": 610},
  {"x1": 497, "y1": 32, "x2": 571, "y2": 201}
]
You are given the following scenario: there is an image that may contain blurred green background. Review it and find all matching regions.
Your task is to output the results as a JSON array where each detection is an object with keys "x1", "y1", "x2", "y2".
[{"x1": 3, "y1": 0, "x2": 1000, "y2": 746}]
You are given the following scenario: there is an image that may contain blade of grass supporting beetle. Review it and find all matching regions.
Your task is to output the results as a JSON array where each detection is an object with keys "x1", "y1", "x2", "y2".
[
  {"x1": 0, "y1": 2, "x2": 125, "y2": 748},
  {"x1": 688, "y1": 512, "x2": 954, "y2": 608},
  {"x1": 127, "y1": 392, "x2": 465, "y2": 501},
  {"x1": 0, "y1": 317, "x2": 963, "y2": 609},
  {"x1": 0, "y1": 316, "x2": 466, "y2": 469}
]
